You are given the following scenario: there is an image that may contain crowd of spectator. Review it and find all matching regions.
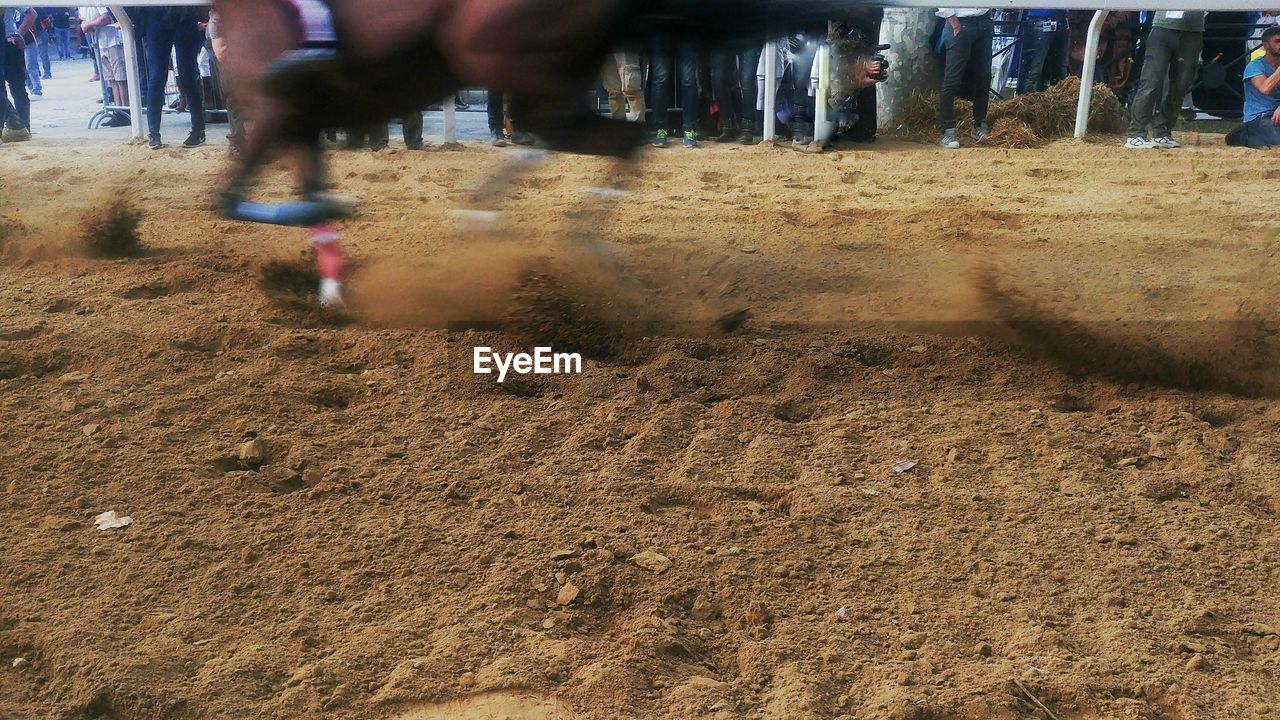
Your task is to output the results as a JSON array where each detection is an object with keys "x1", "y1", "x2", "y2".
[{"x1": 3, "y1": 6, "x2": 1279, "y2": 151}]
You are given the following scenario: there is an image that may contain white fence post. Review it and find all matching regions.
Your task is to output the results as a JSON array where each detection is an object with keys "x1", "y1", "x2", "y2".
[
  {"x1": 763, "y1": 39, "x2": 778, "y2": 142},
  {"x1": 108, "y1": 5, "x2": 144, "y2": 140},
  {"x1": 443, "y1": 98, "x2": 457, "y2": 143},
  {"x1": 1074, "y1": 10, "x2": 1110, "y2": 139}
]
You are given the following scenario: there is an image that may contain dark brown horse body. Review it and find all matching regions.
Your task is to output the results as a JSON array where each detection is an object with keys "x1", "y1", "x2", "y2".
[{"x1": 212, "y1": 0, "x2": 878, "y2": 218}]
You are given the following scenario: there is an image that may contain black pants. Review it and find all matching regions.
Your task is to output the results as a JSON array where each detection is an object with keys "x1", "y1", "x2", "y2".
[
  {"x1": 848, "y1": 10, "x2": 883, "y2": 139},
  {"x1": 364, "y1": 112, "x2": 424, "y2": 149},
  {"x1": 486, "y1": 89, "x2": 504, "y2": 132},
  {"x1": 938, "y1": 15, "x2": 993, "y2": 131},
  {"x1": 143, "y1": 18, "x2": 204, "y2": 137},
  {"x1": 2, "y1": 42, "x2": 30, "y2": 130},
  {"x1": 709, "y1": 45, "x2": 761, "y2": 131}
]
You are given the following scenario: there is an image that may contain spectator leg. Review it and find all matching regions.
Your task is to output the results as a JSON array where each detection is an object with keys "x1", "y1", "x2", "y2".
[
  {"x1": 1152, "y1": 29, "x2": 1201, "y2": 138},
  {"x1": 4, "y1": 43, "x2": 30, "y2": 129},
  {"x1": 1126, "y1": 27, "x2": 1174, "y2": 138},
  {"x1": 403, "y1": 110, "x2": 423, "y2": 148},
  {"x1": 174, "y1": 22, "x2": 205, "y2": 135},
  {"x1": 600, "y1": 53, "x2": 625, "y2": 120},
  {"x1": 969, "y1": 17, "x2": 994, "y2": 124},
  {"x1": 616, "y1": 51, "x2": 645, "y2": 121}
]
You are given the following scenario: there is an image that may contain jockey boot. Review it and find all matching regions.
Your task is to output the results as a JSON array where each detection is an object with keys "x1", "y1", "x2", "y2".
[{"x1": 261, "y1": 46, "x2": 340, "y2": 100}]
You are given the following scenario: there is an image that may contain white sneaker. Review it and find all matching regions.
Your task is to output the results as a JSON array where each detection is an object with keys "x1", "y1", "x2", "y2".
[
  {"x1": 1151, "y1": 135, "x2": 1180, "y2": 149},
  {"x1": 940, "y1": 129, "x2": 961, "y2": 149},
  {"x1": 1124, "y1": 136, "x2": 1156, "y2": 149}
]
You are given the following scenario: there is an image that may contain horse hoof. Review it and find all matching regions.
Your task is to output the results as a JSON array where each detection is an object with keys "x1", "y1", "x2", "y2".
[
  {"x1": 583, "y1": 187, "x2": 631, "y2": 198},
  {"x1": 225, "y1": 200, "x2": 345, "y2": 227},
  {"x1": 451, "y1": 209, "x2": 503, "y2": 233},
  {"x1": 307, "y1": 193, "x2": 358, "y2": 217},
  {"x1": 318, "y1": 279, "x2": 344, "y2": 308}
]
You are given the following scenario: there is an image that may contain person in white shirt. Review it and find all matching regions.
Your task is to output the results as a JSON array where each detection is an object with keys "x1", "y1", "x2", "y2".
[
  {"x1": 936, "y1": 7, "x2": 992, "y2": 148},
  {"x1": 78, "y1": 6, "x2": 125, "y2": 107}
]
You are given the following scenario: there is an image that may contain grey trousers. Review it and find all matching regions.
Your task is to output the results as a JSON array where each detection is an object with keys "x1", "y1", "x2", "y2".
[{"x1": 1126, "y1": 26, "x2": 1202, "y2": 139}]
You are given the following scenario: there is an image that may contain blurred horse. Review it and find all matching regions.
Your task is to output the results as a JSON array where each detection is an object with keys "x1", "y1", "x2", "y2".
[
  {"x1": 212, "y1": 0, "x2": 883, "y2": 218},
  {"x1": 211, "y1": 0, "x2": 883, "y2": 303}
]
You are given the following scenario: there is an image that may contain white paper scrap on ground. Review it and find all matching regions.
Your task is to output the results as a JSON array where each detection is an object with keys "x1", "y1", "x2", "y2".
[{"x1": 93, "y1": 510, "x2": 133, "y2": 531}]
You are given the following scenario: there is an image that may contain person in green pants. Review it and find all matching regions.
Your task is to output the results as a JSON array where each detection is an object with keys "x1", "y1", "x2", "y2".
[{"x1": 1125, "y1": 10, "x2": 1205, "y2": 149}]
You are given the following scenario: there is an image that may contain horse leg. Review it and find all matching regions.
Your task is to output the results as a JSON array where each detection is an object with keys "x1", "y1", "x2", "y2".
[
  {"x1": 218, "y1": 98, "x2": 289, "y2": 214},
  {"x1": 451, "y1": 147, "x2": 551, "y2": 233},
  {"x1": 563, "y1": 155, "x2": 643, "y2": 263},
  {"x1": 310, "y1": 223, "x2": 346, "y2": 307},
  {"x1": 289, "y1": 132, "x2": 349, "y2": 307}
]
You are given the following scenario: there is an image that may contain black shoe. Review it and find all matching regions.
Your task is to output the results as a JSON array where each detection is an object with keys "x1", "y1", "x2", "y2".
[
  {"x1": 148, "y1": 133, "x2": 162, "y2": 149},
  {"x1": 714, "y1": 125, "x2": 738, "y2": 143},
  {"x1": 737, "y1": 129, "x2": 758, "y2": 145},
  {"x1": 511, "y1": 131, "x2": 535, "y2": 146},
  {"x1": 102, "y1": 114, "x2": 130, "y2": 127},
  {"x1": 182, "y1": 131, "x2": 206, "y2": 148}
]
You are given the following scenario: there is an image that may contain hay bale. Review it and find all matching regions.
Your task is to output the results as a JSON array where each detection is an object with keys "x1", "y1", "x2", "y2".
[
  {"x1": 894, "y1": 90, "x2": 971, "y2": 140},
  {"x1": 983, "y1": 117, "x2": 1046, "y2": 149},
  {"x1": 891, "y1": 77, "x2": 1126, "y2": 144},
  {"x1": 79, "y1": 188, "x2": 143, "y2": 257},
  {"x1": 989, "y1": 76, "x2": 1127, "y2": 140},
  {"x1": 1086, "y1": 82, "x2": 1127, "y2": 134}
]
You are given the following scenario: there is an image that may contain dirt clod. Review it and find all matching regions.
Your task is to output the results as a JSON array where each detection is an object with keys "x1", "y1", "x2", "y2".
[{"x1": 78, "y1": 188, "x2": 143, "y2": 257}]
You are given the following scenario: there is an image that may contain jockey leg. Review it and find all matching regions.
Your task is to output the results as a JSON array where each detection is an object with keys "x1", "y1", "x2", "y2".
[{"x1": 262, "y1": 0, "x2": 341, "y2": 96}]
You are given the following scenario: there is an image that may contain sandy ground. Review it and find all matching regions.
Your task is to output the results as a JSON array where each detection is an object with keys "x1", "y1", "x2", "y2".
[{"x1": 2, "y1": 116, "x2": 1280, "y2": 720}]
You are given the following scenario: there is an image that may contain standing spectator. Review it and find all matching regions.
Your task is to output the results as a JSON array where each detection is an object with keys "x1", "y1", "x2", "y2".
[
  {"x1": 786, "y1": 28, "x2": 821, "y2": 149},
  {"x1": 648, "y1": 34, "x2": 702, "y2": 147},
  {"x1": 136, "y1": 7, "x2": 205, "y2": 148},
  {"x1": 48, "y1": 7, "x2": 72, "y2": 60},
  {"x1": 1225, "y1": 25, "x2": 1280, "y2": 148},
  {"x1": 600, "y1": 46, "x2": 645, "y2": 125},
  {"x1": 2, "y1": 6, "x2": 34, "y2": 141},
  {"x1": 1017, "y1": 9, "x2": 1069, "y2": 94},
  {"x1": 937, "y1": 7, "x2": 993, "y2": 149},
  {"x1": 367, "y1": 112, "x2": 424, "y2": 151},
  {"x1": 709, "y1": 42, "x2": 761, "y2": 144},
  {"x1": 23, "y1": 7, "x2": 50, "y2": 92},
  {"x1": 206, "y1": 9, "x2": 244, "y2": 157},
  {"x1": 486, "y1": 89, "x2": 508, "y2": 145},
  {"x1": 1124, "y1": 10, "x2": 1205, "y2": 149},
  {"x1": 78, "y1": 7, "x2": 124, "y2": 108}
]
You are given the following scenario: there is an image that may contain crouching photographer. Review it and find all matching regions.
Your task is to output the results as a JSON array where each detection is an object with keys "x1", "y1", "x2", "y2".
[{"x1": 828, "y1": 10, "x2": 888, "y2": 145}]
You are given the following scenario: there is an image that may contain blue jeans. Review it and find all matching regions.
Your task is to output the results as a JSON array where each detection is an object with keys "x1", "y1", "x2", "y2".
[
  {"x1": 648, "y1": 35, "x2": 700, "y2": 133},
  {"x1": 24, "y1": 41, "x2": 41, "y2": 93},
  {"x1": 55, "y1": 28, "x2": 71, "y2": 60},
  {"x1": 1226, "y1": 113, "x2": 1280, "y2": 148},
  {"x1": 1016, "y1": 19, "x2": 1069, "y2": 94},
  {"x1": 38, "y1": 31, "x2": 50, "y2": 76},
  {"x1": 143, "y1": 18, "x2": 204, "y2": 136},
  {"x1": 710, "y1": 46, "x2": 761, "y2": 130}
]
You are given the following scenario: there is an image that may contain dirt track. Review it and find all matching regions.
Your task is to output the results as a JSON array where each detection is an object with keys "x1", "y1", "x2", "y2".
[{"x1": 2, "y1": 134, "x2": 1279, "y2": 720}]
